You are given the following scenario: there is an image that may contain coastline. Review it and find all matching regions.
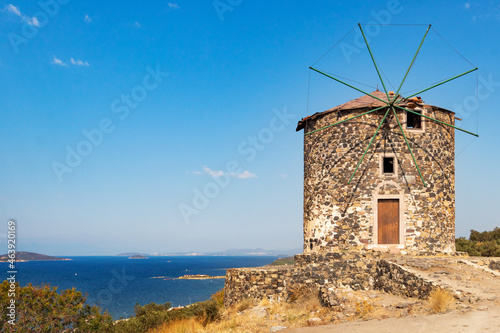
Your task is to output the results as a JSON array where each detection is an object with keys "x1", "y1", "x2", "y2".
[{"x1": 0, "y1": 258, "x2": 72, "y2": 263}]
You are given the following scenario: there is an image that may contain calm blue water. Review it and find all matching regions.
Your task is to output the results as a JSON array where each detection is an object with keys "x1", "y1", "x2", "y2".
[{"x1": 0, "y1": 256, "x2": 277, "y2": 319}]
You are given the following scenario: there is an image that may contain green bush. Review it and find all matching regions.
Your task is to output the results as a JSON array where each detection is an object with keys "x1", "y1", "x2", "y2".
[
  {"x1": 169, "y1": 299, "x2": 220, "y2": 326},
  {"x1": 114, "y1": 297, "x2": 221, "y2": 332},
  {"x1": 456, "y1": 228, "x2": 500, "y2": 257},
  {"x1": 0, "y1": 281, "x2": 113, "y2": 333},
  {"x1": 114, "y1": 302, "x2": 172, "y2": 333},
  {"x1": 0, "y1": 281, "x2": 223, "y2": 333}
]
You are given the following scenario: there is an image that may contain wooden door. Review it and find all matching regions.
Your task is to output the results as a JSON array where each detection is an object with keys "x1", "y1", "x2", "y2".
[{"x1": 378, "y1": 199, "x2": 399, "y2": 244}]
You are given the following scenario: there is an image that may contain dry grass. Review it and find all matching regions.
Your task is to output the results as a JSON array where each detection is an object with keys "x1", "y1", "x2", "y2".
[
  {"x1": 148, "y1": 318, "x2": 203, "y2": 333},
  {"x1": 195, "y1": 287, "x2": 332, "y2": 332},
  {"x1": 355, "y1": 300, "x2": 375, "y2": 318},
  {"x1": 267, "y1": 284, "x2": 330, "y2": 326},
  {"x1": 428, "y1": 288, "x2": 454, "y2": 313},
  {"x1": 148, "y1": 289, "x2": 438, "y2": 333},
  {"x1": 235, "y1": 298, "x2": 254, "y2": 312}
]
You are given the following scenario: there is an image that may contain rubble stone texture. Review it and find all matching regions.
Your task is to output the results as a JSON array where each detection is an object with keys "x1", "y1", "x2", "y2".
[
  {"x1": 300, "y1": 92, "x2": 456, "y2": 254},
  {"x1": 223, "y1": 253, "x2": 448, "y2": 307},
  {"x1": 224, "y1": 92, "x2": 462, "y2": 307}
]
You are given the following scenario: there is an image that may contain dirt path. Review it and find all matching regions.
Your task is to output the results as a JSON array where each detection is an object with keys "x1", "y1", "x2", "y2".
[
  {"x1": 286, "y1": 306, "x2": 500, "y2": 333},
  {"x1": 287, "y1": 257, "x2": 500, "y2": 333}
]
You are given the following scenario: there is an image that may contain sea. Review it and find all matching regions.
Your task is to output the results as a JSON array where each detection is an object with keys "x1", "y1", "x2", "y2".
[{"x1": 0, "y1": 256, "x2": 278, "y2": 320}]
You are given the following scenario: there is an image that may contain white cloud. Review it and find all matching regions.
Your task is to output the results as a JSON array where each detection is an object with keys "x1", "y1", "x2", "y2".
[
  {"x1": 4, "y1": 4, "x2": 40, "y2": 26},
  {"x1": 26, "y1": 16, "x2": 39, "y2": 26},
  {"x1": 231, "y1": 171, "x2": 258, "y2": 179},
  {"x1": 134, "y1": 21, "x2": 141, "y2": 28},
  {"x1": 190, "y1": 166, "x2": 257, "y2": 179},
  {"x1": 168, "y1": 3, "x2": 179, "y2": 9},
  {"x1": 84, "y1": 15, "x2": 92, "y2": 23},
  {"x1": 203, "y1": 166, "x2": 224, "y2": 178},
  {"x1": 70, "y1": 58, "x2": 90, "y2": 66},
  {"x1": 5, "y1": 4, "x2": 21, "y2": 16},
  {"x1": 52, "y1": 56, "x2": 67, "y2": 66},
  {"x1": 465, "y1": 2, "x2": 470, "y2": 9}
]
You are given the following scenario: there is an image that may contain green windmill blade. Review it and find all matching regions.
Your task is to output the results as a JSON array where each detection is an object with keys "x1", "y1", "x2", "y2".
[
  {"x1": 305, "y1": 105, "x2": 388, "y2": 136},
  {"x1": 348, "y1": 107, "x2": 391, "y2": 185},
  {"x1": 308, "y1": 67, "x2": 389, "y2": 105},
  {"x1": 393, "y1": 104, "x2": 478, "y2": 137},
  {"x1": 358, "y1": 23, "x2": 391, "y2": 102},
  {"x1": 394, "y1": 25, "x2": 431, "y2": 102},
  {"x1": 306, "y1": 24, "x2": 478, "y2": 186},
  {"x1": 392, "y1": 106, "x2": 426, "y2": 186},
  {"x1": 405, "y1": 67, "x2": 478, "y2": 99}
]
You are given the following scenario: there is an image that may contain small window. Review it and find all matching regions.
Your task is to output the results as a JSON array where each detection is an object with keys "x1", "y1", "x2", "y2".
[
  {"x1": 383, "y1": 157, "x2": 395, "y2": 174},
  {"x1": 407, "y1": 110, "x2": 421, "y2": 129}
]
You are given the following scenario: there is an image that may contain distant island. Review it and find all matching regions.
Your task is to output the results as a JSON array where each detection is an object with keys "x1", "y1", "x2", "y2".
[
  {"x1": 116, "y1": 248, "x2": 301, "y2": 257},
  {"x1": 0, "y1": 251, "x2": 71, "y2": 262},
  {"x1": 177, "y1": 274, "x2": 225, "y2": 280},
  {"x1": 116, "y1": 252, "x2": 149, "y2": 257},
  {"x1": 128, "y1": 255, "x2": 148, "y2": 259}
]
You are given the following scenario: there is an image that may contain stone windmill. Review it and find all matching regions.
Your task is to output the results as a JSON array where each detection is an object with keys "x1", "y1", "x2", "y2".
[{"x1": 297, "y1": 24, "x2": 478, "y2": 255}]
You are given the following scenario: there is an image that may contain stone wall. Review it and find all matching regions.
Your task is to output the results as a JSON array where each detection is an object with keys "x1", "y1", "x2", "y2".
[
  {"x1": 375, "y1": 259, "x2": 435, "y2": 298},
  {"x1": 224, "y1": 254, "x2": 442, "y2": 307},
  {"x1": 224, "y1": 266, "x2": 294, "y2": 306},
  {"x1": 302, "y1": 102, "x2": 455, "y2": 254},
  {"x1": 490, "y1": 260, "x2": 500, "y2": 271}
]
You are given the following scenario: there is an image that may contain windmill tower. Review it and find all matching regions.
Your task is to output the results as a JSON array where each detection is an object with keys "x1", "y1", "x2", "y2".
[{"x1": 297, "y1": 24, "x2": 478, "y2": 255}]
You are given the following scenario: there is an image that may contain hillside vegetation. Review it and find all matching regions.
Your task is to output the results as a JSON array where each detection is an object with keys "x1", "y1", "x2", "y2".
[{"x1": 456, "y1": 227, "x2": 500, "y2": 257}]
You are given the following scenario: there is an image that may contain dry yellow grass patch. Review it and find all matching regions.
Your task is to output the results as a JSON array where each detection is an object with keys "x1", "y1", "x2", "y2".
[
  {"x1": 235, "y1": 298, "x2": 254, "y2": 312},
  {"x1": 148, "y1": 318, "x2": 203, "y2": 333},
  {"x1": 428, "y1": 288, "x2": 454, "y2": 313},
  {"x1": 355, "y1": 300, "x2": 375, "y2": 319},
  {"x1": 150, "y1": 288, "x2": 344, "y2": 333}
]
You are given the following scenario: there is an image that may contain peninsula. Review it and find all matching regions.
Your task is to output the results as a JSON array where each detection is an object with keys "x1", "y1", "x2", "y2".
[{"x1": 0, "y1": 251, "x2": 71, "y2": 262}]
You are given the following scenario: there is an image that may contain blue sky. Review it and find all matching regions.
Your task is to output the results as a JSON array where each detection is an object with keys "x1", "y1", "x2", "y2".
[{"x1": 0, "y1": 0, "x2": 499, "y2": 255}]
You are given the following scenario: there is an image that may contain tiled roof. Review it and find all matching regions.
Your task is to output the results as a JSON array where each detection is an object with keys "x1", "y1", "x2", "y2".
[{"x1": 296, "y1": 91, "x2": 452, "y2": 131}]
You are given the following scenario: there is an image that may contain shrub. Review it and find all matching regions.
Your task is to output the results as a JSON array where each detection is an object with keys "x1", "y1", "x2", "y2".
[
  {"x1": 114, "y1": 302, "x2": 172, "y2": 333},
  {"x1": 0, "y1": 281, "x2": 113, "y2": 333},
  {"x1": 211, "y1": 290, "x2": 224, "y2": 308},
  {"x1": 456, "y1": 228, "x2": 500, "y2": 257}
]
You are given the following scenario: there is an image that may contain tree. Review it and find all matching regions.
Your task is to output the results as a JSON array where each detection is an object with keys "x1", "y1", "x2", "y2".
[
  {"x1": 456, "y1": 227, "x2": 500, "y2": 257},
  {"x1": 0, "y1": 281, "x2": 113, "y2": 332}
]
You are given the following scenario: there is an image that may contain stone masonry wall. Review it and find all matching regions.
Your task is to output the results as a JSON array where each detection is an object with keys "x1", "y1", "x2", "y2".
[
  {"x1": 224, "y1": 254, "x2": 440, "y2": 307},
  {"x1": 375, "y1": 259, "x2": 435, "y2": 298},
  {"x1": 302, "y1": 104, "x2": 455, "y2": 254},
  {"x1": 224, "y1": 266, "x2": 294, "y2": 306}
]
